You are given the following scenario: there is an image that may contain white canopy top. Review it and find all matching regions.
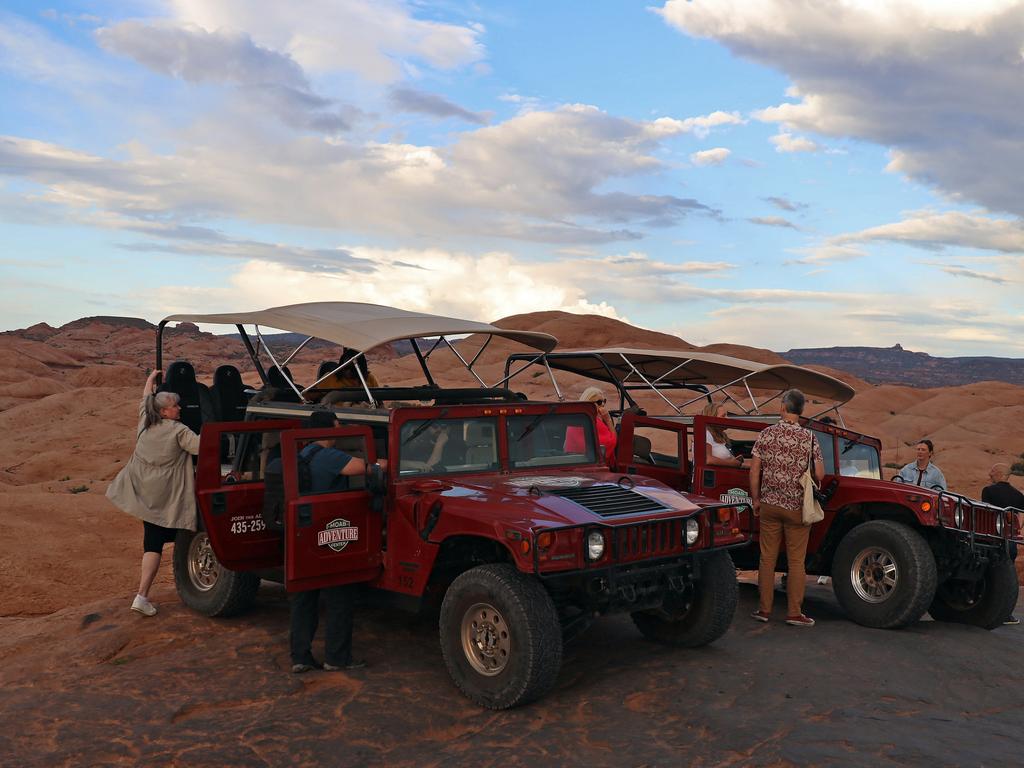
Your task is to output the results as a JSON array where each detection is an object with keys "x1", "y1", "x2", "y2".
[
  {"x1": 162, "y1": 301, "x2": 558, "y2": 353},
  {"x1": 539, "y1": 347, "x2": 855, "y2": 404}
]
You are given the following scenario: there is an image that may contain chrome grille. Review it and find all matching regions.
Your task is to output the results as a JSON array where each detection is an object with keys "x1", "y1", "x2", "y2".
[
  {"x1": 611, "y1": 519, "x2": 684, "y2": 560},
  {"x1": 547, "y1": 485, "x2": 669, "y2": 517}
]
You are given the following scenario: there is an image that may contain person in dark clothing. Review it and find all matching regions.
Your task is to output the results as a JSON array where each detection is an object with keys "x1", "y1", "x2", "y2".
[
  {"x1": 981, "y1": 463, "x2": 1024, "y2": 626},
  {"x1": 289, "y1": 410, "x2": 387, "y2": 673}
]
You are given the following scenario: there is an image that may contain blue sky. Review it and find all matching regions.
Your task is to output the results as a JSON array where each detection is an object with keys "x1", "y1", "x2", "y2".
[{"x1": 2, "y1": 1, "x2": 1024, "y2": 355}]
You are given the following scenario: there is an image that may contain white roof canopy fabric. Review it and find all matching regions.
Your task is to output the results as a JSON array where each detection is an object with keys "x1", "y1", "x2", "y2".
[
  {"x1": 162, "y1": 301, "x2": 558, "y2": 353},
  {"x1": 539, "y1": 347, "x2": 855, "y2": 404}
]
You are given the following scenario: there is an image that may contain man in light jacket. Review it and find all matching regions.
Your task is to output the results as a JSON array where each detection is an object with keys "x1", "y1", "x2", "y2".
[{"x1": 895, "y1": 439, "x2": 947, "y2": 491}]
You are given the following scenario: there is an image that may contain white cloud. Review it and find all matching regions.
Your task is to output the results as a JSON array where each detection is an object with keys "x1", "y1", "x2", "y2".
[
  {"x1": 749, "y1": 215, "x2": 798, "y2": 229},
  {"x1": 0, "y1": 104, "x2": 719, "y2": 245},
  {"x1": 650, "y1": 110, "x2": 746, "y2": 139},
  {"x1": 830, "y1": 209, "x2": 1024, "y2": 253},
  {"x1": 690, "y1": 147, "x2": 731, "y2": 166},
  {"x1": 657, "y1": 0, "x2": 1024, "y2": 216},
  {"x1": 97, "y1": 21, "x2": 358, "y2": 134},
  {"x1": 768, "y1": 131, "x2": 820, "y2": 153},
  {"x1": 0, "y1": 12, "x2": 106, "y2": 84},
  {"x1": 168, "y1": 0, "x2": 486, "y2": 82}
]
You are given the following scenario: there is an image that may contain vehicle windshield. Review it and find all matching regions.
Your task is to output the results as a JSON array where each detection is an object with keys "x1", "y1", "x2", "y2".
[
  {"x1": 838, "y1": 437, "x2": 881, "y2": 479},
  {"x1": 506, "y1": 413, "x2": 597, "y2": 469},
  {"x1": 398, "y1": 417, "x2": 499, "y2": 476}
]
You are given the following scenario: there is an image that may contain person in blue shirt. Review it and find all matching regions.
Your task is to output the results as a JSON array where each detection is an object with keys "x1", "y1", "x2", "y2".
[
  {"x1": 895, "y1": 439, "x2": 947, "y2": 491},
  {"x1": 289, "y1": 410, "x2": 387, "y2": 673}
]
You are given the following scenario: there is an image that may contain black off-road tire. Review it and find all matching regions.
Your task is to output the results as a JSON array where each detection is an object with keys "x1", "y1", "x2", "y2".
[
  {"x1": 928, "y1": 558, "x2": 1020, "y2": 630},
  {"x1": 439, "y1": 564, "x2": 562, "y2": 709},
  {"x1": 831, "y1": 520, "x2": 937, "y2": 629},
  {"x1": 631, "y1": 551, "x2": 738, "y2": 647},
  {"x1": 173, "y1": 530, "x2": 260, "y2": 617}
]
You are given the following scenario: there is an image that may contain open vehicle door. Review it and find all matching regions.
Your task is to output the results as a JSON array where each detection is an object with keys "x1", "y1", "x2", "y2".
[
  {"x1": 196, "y1": 419, "x2": 301, "y2": 571},
  {"x1": 615, "y1": 413, "x2": 691, "y2": 491},
  {"x1": 691, "y1": 414, "x2": 762, "y2": 534},
  {"x1": 280, "y1": 425, "x2": 383, "y2": 592}
]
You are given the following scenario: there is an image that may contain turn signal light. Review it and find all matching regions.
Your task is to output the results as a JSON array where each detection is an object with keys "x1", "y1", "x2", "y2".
[
  {"x1": 717, "y1": 508, "x2": 732, "y2": 523},
  {"x1": 920, "y1": 501, "x2": 932, "y2": 513},
  {"x1": 537, "y1": 532, "x2": 554, "y2": 550},
  {"x1": 520, "y1": 539, "x2": 531, "y2": 555}
]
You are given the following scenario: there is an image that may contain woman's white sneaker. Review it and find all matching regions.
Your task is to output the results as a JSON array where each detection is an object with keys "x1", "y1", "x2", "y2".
[{"x1": 130, "y1": 595, "x2": 157, "y2": 616}]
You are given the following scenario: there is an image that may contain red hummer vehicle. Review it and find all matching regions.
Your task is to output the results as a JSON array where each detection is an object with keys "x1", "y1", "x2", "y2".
[
  {"x1": 506, "y1": 348, "x2": 1022, "y2": 631},
  {"x1": 156, "y1": 304, "x2": 750, "y2": 709}
]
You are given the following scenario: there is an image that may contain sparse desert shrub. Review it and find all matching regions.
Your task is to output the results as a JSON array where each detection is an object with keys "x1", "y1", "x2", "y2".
[
  {"x1": 69, "y1": 485, "x2": 89, "y2": 494},
  {"x1": 1011, "y1": 460, "x2": 1024, "y2": 477},
  {"x1": 884, "y1": 462, "x2": 900, "y2": 469}
]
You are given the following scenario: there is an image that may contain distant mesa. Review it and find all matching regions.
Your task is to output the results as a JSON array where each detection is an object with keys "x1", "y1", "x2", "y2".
[
  {"x1": 784, "y1": 344, "x2": 1024, "y2": 388},
  {"x1": 61, "y1": 316, "x2": 156, "y2": 332}
]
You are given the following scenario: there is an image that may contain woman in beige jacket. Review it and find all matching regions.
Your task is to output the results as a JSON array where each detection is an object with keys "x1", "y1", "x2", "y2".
[{"x1": 106, "y1": 369, "x2": 200, "y2": 616}]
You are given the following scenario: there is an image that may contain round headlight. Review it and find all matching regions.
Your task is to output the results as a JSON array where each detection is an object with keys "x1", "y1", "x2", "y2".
[
  {"x1": 685, "y1": 518, "x2": 700, "y2": 545},
  {"x1": 996, "y1": 513, "x2": 1004, "y2": 536},
  {"x1": 586, "y1": 531, "x2": 605, "y2": 561},
  {"x1": 954, "y1": 505, "x2": 963, "y2": 528}
]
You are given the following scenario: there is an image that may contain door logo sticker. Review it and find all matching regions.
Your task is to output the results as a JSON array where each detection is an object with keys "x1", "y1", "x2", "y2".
[
  {"x1": 317, "y1": 518, "x2": 359, "y2": 551},
  {"x1": 720, "y1": 487, "x2": 751, "y2": 505}
]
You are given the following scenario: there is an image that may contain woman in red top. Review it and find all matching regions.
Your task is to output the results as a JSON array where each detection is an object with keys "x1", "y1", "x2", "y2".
[{"x1": 581, "y1": 386, "x2": 617, "y2": 463}]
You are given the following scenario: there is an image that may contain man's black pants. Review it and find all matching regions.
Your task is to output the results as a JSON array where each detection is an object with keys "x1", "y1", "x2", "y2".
[{"x1": 289, "y1": 584, "x2": 356, "y2": 666}]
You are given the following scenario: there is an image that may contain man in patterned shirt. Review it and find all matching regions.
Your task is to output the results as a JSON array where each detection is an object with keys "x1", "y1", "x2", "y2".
[{"x1": 749, "y1": 389, "x2": 825, "y2": 627}]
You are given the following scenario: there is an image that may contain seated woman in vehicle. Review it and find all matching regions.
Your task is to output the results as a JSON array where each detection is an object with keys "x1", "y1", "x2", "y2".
[
  {"x1": 564, "y1": 387, "x2": 616, "y2": 465},
  {"x1": 703, "y1": 401, "x2": 745, "y2": 468},
  {"x1": 318, "y1": 348, "x2": 380, "y2": 405}
]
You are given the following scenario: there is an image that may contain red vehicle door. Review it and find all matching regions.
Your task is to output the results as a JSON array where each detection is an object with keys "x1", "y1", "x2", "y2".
[
  {"x1": 615, "y1": 413, "x2": 691, "y2": 491},
  {"x1": 195, "y1": 419, "x2": 300, "y2": 571},
  {"x1": 280, "y1": 425, "x2": 383, "y2": 593},
  {"x1": 691, "y1": 413, "x2": 762, "y2": 506}
]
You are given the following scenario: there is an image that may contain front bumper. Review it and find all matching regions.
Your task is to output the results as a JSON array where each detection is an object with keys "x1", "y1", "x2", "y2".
[
  {"x1": 937, "y1": 491, "x2": 1024, "y2": 555},
  {"x1": 529, "y1": 502, "x2": 750, "y2": 613}
]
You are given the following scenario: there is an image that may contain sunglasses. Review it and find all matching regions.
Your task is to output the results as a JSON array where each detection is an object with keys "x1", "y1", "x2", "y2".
[{"x1": 594, "y1": 399, "x2": 606, "y2": 406}]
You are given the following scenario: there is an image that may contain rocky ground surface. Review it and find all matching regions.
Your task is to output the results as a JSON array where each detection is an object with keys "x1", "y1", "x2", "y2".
[{"x1": 1, "y1": 576, "x2": 1021, "y2": 767}]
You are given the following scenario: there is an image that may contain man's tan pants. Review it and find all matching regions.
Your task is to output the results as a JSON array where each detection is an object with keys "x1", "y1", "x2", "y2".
[{"x1": 758, "y1": 503, "x2": 811, "y2": 616}]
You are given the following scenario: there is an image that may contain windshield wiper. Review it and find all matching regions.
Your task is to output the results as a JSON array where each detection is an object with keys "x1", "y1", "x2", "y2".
[
  {"x1": 516, "y1": 405, "x2": 556, "y2": 442},
  {"x1": 403, "y1": 407, "x2": 449, "y2": 445}
]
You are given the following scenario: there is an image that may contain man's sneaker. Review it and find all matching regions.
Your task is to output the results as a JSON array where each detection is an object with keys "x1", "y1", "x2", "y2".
[
  {"x1": 751, "y1": 610, "x2": 770, "y2": 622},
  {"x1": 785, "y1": 614, "x2": 815, "y2": 627},
  {"x1": 324, "y1": 659, "x2": 367, "y2": 671},
  {"x1": 130, "y1": 595, "x2": 157, "y2": 617},
  {"x1": 291, "y1": 660, "x2": 323, "y2": 674},
  {"x1": 1004, "y1": 615, "x2": 1020, "y2": 626},
  {"x1": 816, "y1": 576, "x2": 831, "y2": 585}
]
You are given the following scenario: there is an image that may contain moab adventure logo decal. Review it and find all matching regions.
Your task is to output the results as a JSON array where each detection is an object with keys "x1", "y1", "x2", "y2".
[
  {"x1": 720, "y1": 487, "x2": 751, "y2": 505},
  {"x1": 317, "y1": 518, "x2": 359, "y2": 552}
]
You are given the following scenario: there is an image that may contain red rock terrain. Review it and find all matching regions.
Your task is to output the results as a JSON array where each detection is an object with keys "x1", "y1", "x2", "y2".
[{"x1": 1, "y1": 311, "x2": 1023, "y2": 765}]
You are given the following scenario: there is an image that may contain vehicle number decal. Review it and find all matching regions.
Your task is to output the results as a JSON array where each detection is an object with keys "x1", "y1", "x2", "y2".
[{"x1": 229, "y1": 516, "x2": 267, "y2": 535}]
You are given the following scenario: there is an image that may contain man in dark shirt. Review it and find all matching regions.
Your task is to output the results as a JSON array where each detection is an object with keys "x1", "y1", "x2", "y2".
[
  {"x1": 289, "y1": 410, "x2": 387, "y2": 673},
  {"x1": 981, "y1": 463, "x2": 1024, "y2": 626}
]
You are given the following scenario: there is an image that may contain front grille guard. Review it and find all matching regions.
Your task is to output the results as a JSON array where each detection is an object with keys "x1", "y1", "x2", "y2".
[
  {"x1": 936, "y1": 491, "x2": 1024, "y2": 551},
  {"x1": 529, "y1": 501, "x2": 752, "y2": 575}
]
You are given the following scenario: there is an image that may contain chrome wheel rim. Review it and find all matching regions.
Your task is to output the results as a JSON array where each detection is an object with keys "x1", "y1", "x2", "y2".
[
  {"x1": 851, "y1": 546, "x2": 898, "y2": 603},
  {"x1": 460, "y1": 602, "x2": 510, "y2": 676},
  {"x1": 187, "y1": 533, "x2": 220, "y2": 592}
]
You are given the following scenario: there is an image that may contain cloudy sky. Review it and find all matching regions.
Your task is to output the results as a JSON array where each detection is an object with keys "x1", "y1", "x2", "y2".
[{"x1": 2, "y1": 0, "x2": 1024, "y2": 356}]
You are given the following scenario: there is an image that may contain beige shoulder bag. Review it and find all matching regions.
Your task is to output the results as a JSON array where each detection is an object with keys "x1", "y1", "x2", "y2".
[{"x1": 800, "y1": 431, "x2": 824, "y2": 524}]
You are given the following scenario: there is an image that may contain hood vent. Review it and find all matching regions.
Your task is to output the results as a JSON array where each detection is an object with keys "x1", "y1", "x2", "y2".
[{"x1": 547, "y1": 484, "x2": 669, "y2": 517}]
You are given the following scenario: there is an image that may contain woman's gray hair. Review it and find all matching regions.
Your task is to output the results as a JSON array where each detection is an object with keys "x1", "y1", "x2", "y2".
[
  {"x1": 781, "y1": 388, "x2": 805, "y2": 416},
  {"x1": 143, "y1": 391, "x2": 181, "y2": 431}
]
